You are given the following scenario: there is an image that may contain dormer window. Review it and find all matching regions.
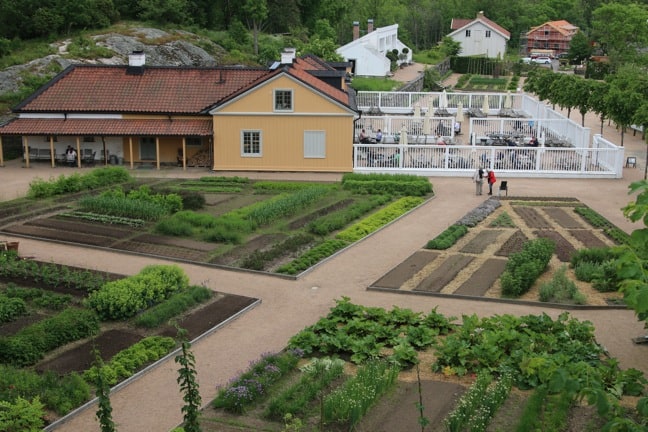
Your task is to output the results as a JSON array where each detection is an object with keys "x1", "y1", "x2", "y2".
[{"x1": 274, "y1": 89, "x2": 293, "y2": 111}]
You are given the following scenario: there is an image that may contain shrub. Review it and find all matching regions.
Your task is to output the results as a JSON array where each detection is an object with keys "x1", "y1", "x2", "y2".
[
  {"x1": 500, "y1": 238, "x2": 555, "y2": 297},
  {"x1": 425, "y1": 224, "x2": 468, "y2": 249},
  {"x1": 0, "y1": 295, "x2": 27, "y2": 324},
  {"x1": 341, "y1": 173, "x2": 433, "y2": 196},
  {"x1": 85, "y1": 265, "x2": 189, "y2": 320},
  {"x1": 0, "y1": 397, "x2": 45, "y2": 432},
  {"x1": 27, "y1": 167, "x2": 132, "y2": 198}
]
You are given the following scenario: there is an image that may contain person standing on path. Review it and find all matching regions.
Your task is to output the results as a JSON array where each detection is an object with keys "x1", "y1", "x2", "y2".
[
  {"x1": 473, "y1": 167, "x2": 484, "y2": 195},
  {"x1": 487, "y1": 169, "x2": 496, "y2": 195}
]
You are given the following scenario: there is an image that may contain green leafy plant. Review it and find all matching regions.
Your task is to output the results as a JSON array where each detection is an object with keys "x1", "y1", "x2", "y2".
[
  {"x1": 134, "y1": 286, "x2": 212, "y2": 328},
  {"x1": 91, "y1": 347, "x2": 115, "y2": 432},
  {"x1": 175, "y1": 328, "x2": 201, "y2": 432},
  {"x1": 500, "y1": 238, "x2": 555, "y2": 297},
  {"x1": 0, "y1": 396, "x2": 45, "y2": 432},
  {"x1": 539, "y1": 265, "x2": 586, "y2": 304},
  {"x1": 489, "y1": 211, "x2": 515, "y2": 227},
  {"x1": 425, "y1": 224, "x2": 468, "y2": 249}
]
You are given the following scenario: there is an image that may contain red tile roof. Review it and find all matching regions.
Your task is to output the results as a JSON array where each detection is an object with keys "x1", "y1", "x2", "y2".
[
  {"x1": 16, "y1": 66, "x2": 270, "y2": 114},
  {"x1": 288, "y1": 58, "x2": 350, "y2": 106},
  {"x1": 0, "y1": 118, "x2": 213, "y2": 136}
]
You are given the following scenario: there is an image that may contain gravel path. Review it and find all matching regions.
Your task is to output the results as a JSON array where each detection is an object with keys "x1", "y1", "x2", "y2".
[{"x1": 1, "y1": 75, "x2": 647, "y2": 431}]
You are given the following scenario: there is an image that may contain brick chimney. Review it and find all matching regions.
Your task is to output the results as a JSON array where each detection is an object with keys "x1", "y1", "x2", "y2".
[
  {"x1": 353, "y1": 21, "x2": 360, "y2": 40},
  {"x1": 477, "y1": 11, "x2": 485, "y2": 19},
  {"x1": 368, "y1": 19, "x2": 374, "y2": 33}
]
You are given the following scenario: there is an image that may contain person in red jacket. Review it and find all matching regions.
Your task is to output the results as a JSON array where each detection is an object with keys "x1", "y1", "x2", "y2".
[{"x1": 487, "y1": 169, "x2": 496, "y2": 195}]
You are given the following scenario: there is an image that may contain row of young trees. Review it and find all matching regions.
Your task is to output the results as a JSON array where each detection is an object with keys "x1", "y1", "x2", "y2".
[
  {"x1": 0, "y1": 0, "x2": 644, "y2": 54},
  {"x1": 524, "y1": 66, "x2": 648, "y2": 150}
]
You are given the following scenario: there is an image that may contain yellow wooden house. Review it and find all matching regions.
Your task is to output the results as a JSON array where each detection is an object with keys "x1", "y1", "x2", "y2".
[{"x1": 0, "y1": 50, "x2": 358, "y2": 172}]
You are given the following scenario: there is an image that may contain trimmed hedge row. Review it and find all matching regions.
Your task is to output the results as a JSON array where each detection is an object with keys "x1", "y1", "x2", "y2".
[
  {"x1": 0, "y1": 308, "x2": 100, "y2": 366},
  {"x1": 85, "y1": 265, "x2": 190, "y2": 320},
  {"x1": 341, "y1": 173, "x2": 433, "y2": 196},
  {"x1": 425, "y1": 224, "x2": 468, "y2": 250},
  {"x1": 500, "y1": 238, "x2": 555, "y2": 297}
]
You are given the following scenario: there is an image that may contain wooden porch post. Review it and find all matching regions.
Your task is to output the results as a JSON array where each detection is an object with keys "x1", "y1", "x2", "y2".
[
  {"x1": 182, "y1": 137, "x2": 186, "y2": 171},
  {"x1": 24, "y1": 137, "x2": 30, "y2": 168},
  {"x1": 49, "y1": 136, "x2": 55, "y2": 168},
  {"x1": 76, "y1": 137, "x2": 81, "y2": 168},
  {"x1": 128, "y1": 137, "x2": 134, "y2": 170},
  {"x1": 155, "y1": 137, "x2": 160, "y2": 170},
  {"x1": 0, "y1": 135, "x2": 4, "y2": 167}
]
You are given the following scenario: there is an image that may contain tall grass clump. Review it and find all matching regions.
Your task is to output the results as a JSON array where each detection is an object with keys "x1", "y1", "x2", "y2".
[
  {"x1": 78, "y1": 194, "x2": 169, "y2": 221},
  {"x1": 323, "y1": 360, "x2": 399, "y2": 428},
  {"x1": 244, "y1": 186, "x2": 331, "y2": 225}
]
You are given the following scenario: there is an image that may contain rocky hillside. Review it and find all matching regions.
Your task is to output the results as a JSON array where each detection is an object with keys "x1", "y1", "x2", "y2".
[{"x1": 0, "y1": 27, "x2": 227, "y2": 94}]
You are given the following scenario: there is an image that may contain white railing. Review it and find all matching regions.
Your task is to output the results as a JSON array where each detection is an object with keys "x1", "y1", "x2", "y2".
[{"x1": 353, "y1": 143, "x2": 623, "y2": 178}]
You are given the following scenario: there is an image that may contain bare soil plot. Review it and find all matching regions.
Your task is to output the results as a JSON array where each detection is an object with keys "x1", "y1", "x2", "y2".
[
  {"x1": 3, "y1": 224, "x2": 115, "y2": 247},
  {"x1": 114, "y1": 240, "x2": 209, "y2": 261},
  {"x1": 371, "y1": 250, "x2": 439, "y2": 289},
  {"x1": 414, "y1": 255, "x2": 474, "y2": 293},
  {"x1": 542, "y1": 206, "x2": 584, "y2": 229},
  {"x1": 27, "y1": 217, "x2": 137, "y2": 238},
  {"x1": 568, "y1": 229, "x2": 609, "y2": 249},
  {"x1": 459, "y1": 229, "x2": 505, "y2": 254},
  {"x1": 454, "y1": 258, "x2": 508, "y2": 296},
  {"x1": 494, "y1": 230, "x2": 528, "y2": 257},
  {"x1": 513, "y1": 206, "x2": 552, "y2": 229}
]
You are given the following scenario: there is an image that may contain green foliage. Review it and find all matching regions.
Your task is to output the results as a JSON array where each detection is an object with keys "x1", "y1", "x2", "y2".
[
  {"x1": 574, "y1": 206, "x2": 632, "y2": 244},
  {"x1": 84, "y1": 336, "x2": 176, "y2": 385},
  {"x1": 264, "y1": 357, "x2": 345, "y2": 421},
  {"x1": 85, "y1": 265, "x2": 190, "y2": 320},
  {"x1": 59, "y1": 211, "x2": 146, "y2": 227},
  {"x1": 538, "y1": 265, "x2": 586, "y2": 304},
  {"x1": 350, "y1": 76, "x2": 401, "y2": 92},
  {"x1": 335, "y1": 196, "x2": 424, "y2": 242},
  {"x1": 0, "y1": 295, "x2": 27, "y2": 324},
  {"x1": 134, "y1": 286, "x2": 212, "y2": 328},
  {"x1": 246, "y1": 187, "x2": 331, "y2": 225},
  {"x1": 78, "y1": 185, "x2": 180, "y2": 221},
  {"x1": 239, "y1": 233, "x2": 314, "y2": 271},
  {"x1": 341, "y1": 173, "x2": 433, "y2": 196},
  {"x1": 489, "y1": 211, "x2": 515, "y2": 227},
  {"x1": 276, "y1": 239, "x2": 349, "y2": 275},
  {"x1": 500, "y1": 238, "x2": 555, "y2": 297},
  {"x1": 425, "y1": 224, "x2": 468, "y2": 250},
  {"x1": 253, "y1": 181, "x2": 334, "y2": 192},
  {"x1": 307, "y1": 195, "x2": 391, "y2": 236},
  {"x1": 66, "y1": 35, "x2": 114, "y2": 59},
  {"x1": 213, "y1": 350, "x2": 303, "y2": 413},
  {"x1": 322, "y1": 360, "x2": 399, "y2": 428},
  {"x1": 175, "y1": 330, "x2": 201, "y2": 432},
  {"x1": 0, "y1": 396, "x2": 45, "y2": 432},
  {"x1": 0, "y1": 365, "x2": 90, "y2": 415},
  {"x1": 0, "y1": 308, "x2": 99, "y2": 366},
  {"x1": 27, "y1": 167, "x2": 132, "y2": 199},
  {"x1": 91, "y1": 348, "x2": 115, "y2": 432},
  {"x1": 3, "y1": 285, "x2": 71, "y2": 310}
]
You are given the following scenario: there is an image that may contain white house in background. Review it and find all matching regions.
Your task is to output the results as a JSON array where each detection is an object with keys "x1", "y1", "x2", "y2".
[
  {"x1": 336, "y1": 19, "x2": 412, "y2": 77},
  {"x1": 448, "y1": 11, "x2": 510, "y2": 58}
]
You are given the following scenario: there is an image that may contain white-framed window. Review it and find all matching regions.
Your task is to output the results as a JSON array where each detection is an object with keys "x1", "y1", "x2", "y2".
[
  {"x1": 465, "y1": 30, "x2": 471, "y2": 37},
  {"x1": 186, "y1": 136, "x2": 202, "y2": 146},
  {"x1": 274, "y1": 89, "x2": 293, "y2": 111},
  {"x1": 241, "y1": 130, "x2": 262, "y2": 156},
  {"x1": 485, "y1": 30, "x2": 491, "y2": 38},
  {"x1": 304, "y1": 131, "x2": 325, "y2": 158}
]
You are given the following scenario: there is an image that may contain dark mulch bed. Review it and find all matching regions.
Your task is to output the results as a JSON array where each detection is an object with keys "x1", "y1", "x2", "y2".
[
  {"x1": 158, "y1": 294, "x2": 258, "y2": 340},
  {"x1": 459, "y1": 229, "x2": 505, "y2": 254},
  {"x1": 0, "y1": 311, "x2": 48, "y2": 336},
  {"x1": 2, "y1": 224, "x2": 114, "y2": 247},
  {"x1": 568, "y1": 229, "x2": 609, "y2": 249},
  {"x1": 209, "y1": 234, "x2": 286, "y2": 266},
  {"x1": 533, "y1": 229, "x2": 577, "y2": 262},
  {"x1": 131, "y1": 233, "x2": 216, "y2": 251},
  {"x1": 414, "y1": 255, "x2": 474, "y2": 293},
  {"x1": 512, "y1": 206, "x2": 552, "y2": 229},
  {"x1": 371, "y1": 250, "x2": 439, "y2": 289},
  {"x1": 29, "y1": 216, "x2": 137, "y2": 238},
  {"x1": 454, "y1": 258, "x2": 508, "y2": 296},
  {"x1": 287, "y1": 198, "x2": 354, "y2": 230},
  {"x1": 494, "y1": 230, "x2": 528, "y2": 257},
  {"x1": 113, "y1": 240, "x2": 208, "y2": 261},
  {"x1": 35, "y1": 329, "x2": 143, "y2": 375},
  {"x1": 542, "y1": 207, "x2": 584, "y2": 229},
  {"x1": 0, "y1": 204, "x2": 70, "y2": 227}
]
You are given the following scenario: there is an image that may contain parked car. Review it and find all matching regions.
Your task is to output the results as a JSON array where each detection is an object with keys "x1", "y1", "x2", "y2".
[{"x1": 532, "y1": 57, "x2": 552, "y2": 64}]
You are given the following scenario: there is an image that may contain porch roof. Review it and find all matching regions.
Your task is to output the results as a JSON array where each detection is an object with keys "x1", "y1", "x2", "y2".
[{"x1": 0, "y1": 118, "x2": 213, "y2": 136}]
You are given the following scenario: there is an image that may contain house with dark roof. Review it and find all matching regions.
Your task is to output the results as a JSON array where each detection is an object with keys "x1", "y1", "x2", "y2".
[
  {"x1": 0, "y1": 49, "x2": 358, "y2": 172},
  {"x1": 525, "y1": 20, "x2": 579, "y2": 57},
  {"x1": 448, "y1": 11, "x2": 510, "y2": 58}
]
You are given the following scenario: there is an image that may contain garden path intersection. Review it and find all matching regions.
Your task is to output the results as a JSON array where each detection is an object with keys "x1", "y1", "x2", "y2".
[{"x1": 1, "y1": 94, "x2": 647, "y2": 432}]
